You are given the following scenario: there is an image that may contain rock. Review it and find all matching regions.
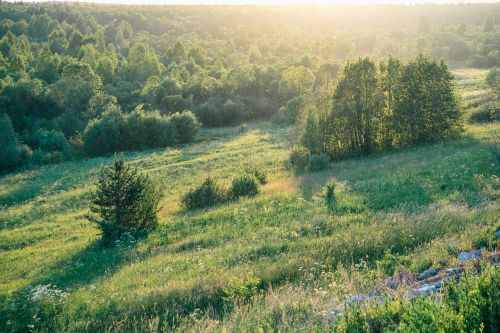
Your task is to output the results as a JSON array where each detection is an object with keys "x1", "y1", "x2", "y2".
[
  {"x1": 384, "y1": 271, "x2": 414, "y2": 289},
  {"x1": 407, "y1": 281, "x2": 442, "y2": 300},
  {"x1": 417, "y1": 267, "x2": 437, "y2": 281},
  {"x1": 329, "y1": 294, "x2": 385, "y2": 320},
  {"x1": 457, "y1": 250, "x2": 482, "y2": 262}
]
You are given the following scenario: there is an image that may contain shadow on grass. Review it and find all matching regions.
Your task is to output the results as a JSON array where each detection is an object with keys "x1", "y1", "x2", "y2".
[
  {"x1": 37, "y1": 238, "x2": 132, "y2": 291},
  {"x1": 295, "y1": 134, "x2": 497, "y2": 211}
]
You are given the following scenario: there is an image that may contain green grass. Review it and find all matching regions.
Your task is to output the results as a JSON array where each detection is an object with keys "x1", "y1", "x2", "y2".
[{"x1": 0, "y1": 69, "x2": 499, "y2": 332}]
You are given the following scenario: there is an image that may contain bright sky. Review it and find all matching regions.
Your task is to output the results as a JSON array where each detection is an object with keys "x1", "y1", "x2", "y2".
[{"x1": 11, "y1": 0, "x2": 500, "y2": 4}]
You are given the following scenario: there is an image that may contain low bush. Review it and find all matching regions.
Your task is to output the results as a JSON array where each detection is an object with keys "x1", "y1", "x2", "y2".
[
  {"x1": 30, "y1": 129, "x2": 72, "y2": 157},
  {"x1": 308, "y1": 153, "x2": 329, "y2": 171},
  {"x1": 275, "y1": 96, "x2": 303, "y2": 124},
  {"x1": 170, "y1": 111, "x2": 201, "y2": 144},
  {"x1": 83, "y1": 108, "x2": 199, "y2": 155},
  {"x1": 0, "y1": 113, "x2": 23, "y2": 173},
  {"x1": 223, "y1": 274, "x2": 261, "y2": 304},
  {"x1": 324, "y1": 179, "x2": 336, "y2": 209},
  {"x1": 230, "y1": 174, "x2": 260, "y2": 199},
  {"x1": 289, "y1": 146, "x2": 309, "y2": 171},
  {"x1": 245, "y1": 166, "x2": 267, "y2": 185},
  {"x1": 181, "y1": 177, "x2": 227, "y2": 210},
  {"x1": 468, "y1": 102, "x2": 500, "y2": 123},
  {"x1": 42, "y1": 151, "x2": 64, "y2": 164}
]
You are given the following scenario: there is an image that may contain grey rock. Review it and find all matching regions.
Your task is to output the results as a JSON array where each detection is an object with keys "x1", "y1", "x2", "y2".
[
  {"x1": 407, "y1": 281, "x2": 442, "y2": 300},
  {"x1": 384, "y1": 271, "x2": 414, "y2": 289},
  {"x1": 417, "y1": 267, "x2": 437, "y2": 281},
  {"x1": 457, "y1": 250, "x2": 482, "y2": 262}
]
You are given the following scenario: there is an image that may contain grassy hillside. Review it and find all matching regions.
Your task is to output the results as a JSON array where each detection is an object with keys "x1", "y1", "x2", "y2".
[{"x1": 0, "y1": 69, "x2": 499, "y2": 332}]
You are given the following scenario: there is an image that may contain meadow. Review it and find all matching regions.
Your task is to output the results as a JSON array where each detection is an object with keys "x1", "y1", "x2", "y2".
[{"x1": 0, "y1": 68, "x2": 499, "y2": 331}]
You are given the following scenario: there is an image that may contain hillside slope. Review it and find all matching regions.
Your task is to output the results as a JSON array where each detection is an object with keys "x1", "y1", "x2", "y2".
[{"x1": 0, "y1": 69, "x2": 499, "y2": 331}]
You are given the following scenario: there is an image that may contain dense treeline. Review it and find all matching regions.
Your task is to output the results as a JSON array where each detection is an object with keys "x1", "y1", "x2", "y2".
[
  {"x1": 300, "y1": 56, "x2": 463, "y2": 159},
  {"x1": 0, "y1": 2, "x2": 498, "y2": 173}
]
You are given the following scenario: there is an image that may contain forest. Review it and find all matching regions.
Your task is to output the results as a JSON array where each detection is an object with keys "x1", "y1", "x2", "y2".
[
  {"x1": 0, "y1": 2, "x2": 499, "y2": 173},
  {"x1": 0, "y1": 2, "x2": 499, "y2": 333}
]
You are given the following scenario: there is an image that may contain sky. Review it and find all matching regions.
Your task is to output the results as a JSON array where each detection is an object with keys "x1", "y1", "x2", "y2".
[{"x1": 9, "y1": 0, "x2": 500, "y2": 5}]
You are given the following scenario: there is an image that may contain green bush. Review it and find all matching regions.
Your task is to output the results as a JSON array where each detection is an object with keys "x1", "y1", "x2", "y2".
[
  {"x1": 308, "y1": 153, "x2": 329, "y2": 171},
  {"x1": 468, "y1": 102, "x2": 500, "y2": 123},
  {"x1": 31, "y1": 129, "x2": 71, "y2": 156},
  {"x1": 275, "y1": 96, "x2": 303, "y2": 124},
  {"x1": 230, "y1": 174, "x2": 260, "y2": 199},
  {"x1": 82, "y1": 106, "x2": 125, "y2": 156},
  {"x1": 245, "y1": 166, "x2": 267, "y2": 185},
  {"x1": 181, "y1": 177, "x2": 227, "y2": 210},
  {"x1": 86, "y1": 158, "x2": 162, "y2": 240},
  {"x1": 324, "y1": 178, "x2": 336, "y2": 209},
  {"x1": 223, "y1": 274, "x2": 261, "y2": 303},
  {"x1": 170, "y1": 111, "x2": 201, "y2": 144},
  {"x1": 42, "y1": 151, "x2": 64, "y2": 164},
  {"x1": 289, "y1": 146, "x2": 309, "y2": 171},
  {"x1": 83, "y1": 107, "x2": 193, "y2": 156},
  {"x1": 0, "y1": 113, "x2": 22, "y2": 173}
]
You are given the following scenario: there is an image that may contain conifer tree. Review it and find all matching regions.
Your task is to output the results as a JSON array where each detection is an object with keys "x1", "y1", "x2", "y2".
[{"x1": 87, "y1": 158, "x2": 162, "y2": 240}]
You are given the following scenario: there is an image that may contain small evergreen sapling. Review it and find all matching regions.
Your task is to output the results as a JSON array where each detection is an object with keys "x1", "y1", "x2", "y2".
[{"x1": 86, "y1": 158, "x2": 162, "y2": 240}]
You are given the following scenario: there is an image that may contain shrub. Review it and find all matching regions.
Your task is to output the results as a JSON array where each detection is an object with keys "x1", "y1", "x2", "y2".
[
  {"x1": 245, "y1": 166, "x2": 267, "y2": 185},
  {"x1": 83, "y1": 107, "x2": 192, "y2": 156},
  {"x1": 181, "y1": 177, "x2": 227, "y2": 210},
  {"x1": 170, "y1": 111, "x2": 201, "y2": 143},
  {"x1": 222, "y1": 274, "x2": 261, "y2": 304},
  {"x1": 86, "y1": 158, "x2": 162, "y2": 240},
  {"x1": 308, "y1": 153, "x2": 329, "y2": 171},
  {"x1": 289, "y1": 146, "x2": 309, "y2": 171},
  {"x1": 194, "y1": 101, "x2": 222, "y2": 127},
  {"x1": 275, "y1": 96, "x2": 303, "y2": 124},
  {"x1": 140, "y1": 112, "x2": 176, "y2": 148},
  {"x1": 0, "y1": 113, "x2": 22, "y2": 173},
  {"x1": 489, "y1": 133, "x2": 500, "y2": 164},
  {"x1": 230, "y1": 174, "x2": 259, "y2": 199},
  {"x1": 324, "y1": 179, "x2": 336, "y2": 209},
  {"x1": 468, "y1": 102, "x2": 500, "y2": 123},
  {"x1": 42, "y1": 151, "x2": 64, "y2": 164},
  {"x1": 31, "y1": 129, "x2": 71, "y2": 157},
  {"x1": 83, "y1": 106, "x2": 125, "y2": 156},
  {"x1": 221, "y1": 99, "x2": 246, "y2": 125}
]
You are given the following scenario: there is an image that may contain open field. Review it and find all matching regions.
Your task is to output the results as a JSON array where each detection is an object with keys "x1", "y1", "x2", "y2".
[{"x1": 1, "y1": 69, "x2": 499, "y2": 331}]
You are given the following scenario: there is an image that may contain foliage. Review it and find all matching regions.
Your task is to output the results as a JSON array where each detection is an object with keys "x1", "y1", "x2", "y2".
[
  {"x1": 313, "y1": 55, "x2": 463, "y2": 159},
  {"x1": 468, "y1": 102, "x2": 500, "y2": 123},
  {"x1": 181, "y1": 176, "x2": 227, "y2": 210},
  {"x1": 275, "y1": 96, "x2": 303, "y2": 124},
  {"x1": 334, "y1": 265, "x2": 500, "y2": 333},
  {"x1": 0, "y1": 113, "x2": 23, "y2": 173},
  {"x1": 230, "y1": 174, "x2": 260, "y2": 199},
  {"x1": 86, "y1": 158, "x2": 162, "y2": 240},
  {"x1": 169, "y1": 111, "x2": 201, "y2": 144},
  {"x1": 245, "y1": 166, "x2": 267, "y2": 185},
  {"x1": 289, "y1": 146, "x2": 309, "y2": 171},
  {"x1": 222, "y1": 274, "x2": 261, "y2": 304},
  {"x1": 308, "y1": 153, "x2": 329, "y2": 171},
  {"x1": 83, "y1": 108, "x2": 195, "y2": 155},
  {"x1": 324, "y1": 178, "x2": 336, "y2": 209},
  {"x1": 0, "y1": 3, "x2": 498, "y2": 172},
  {"x1": 0, "y1": 117, "x2": 498, "y2": 332},
  {"x1": 486, "y1": 68, "x2": 499, "y2": 94},
  {"x1": 300, "y1": 111, "x2": 322, "y2": 154}
]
